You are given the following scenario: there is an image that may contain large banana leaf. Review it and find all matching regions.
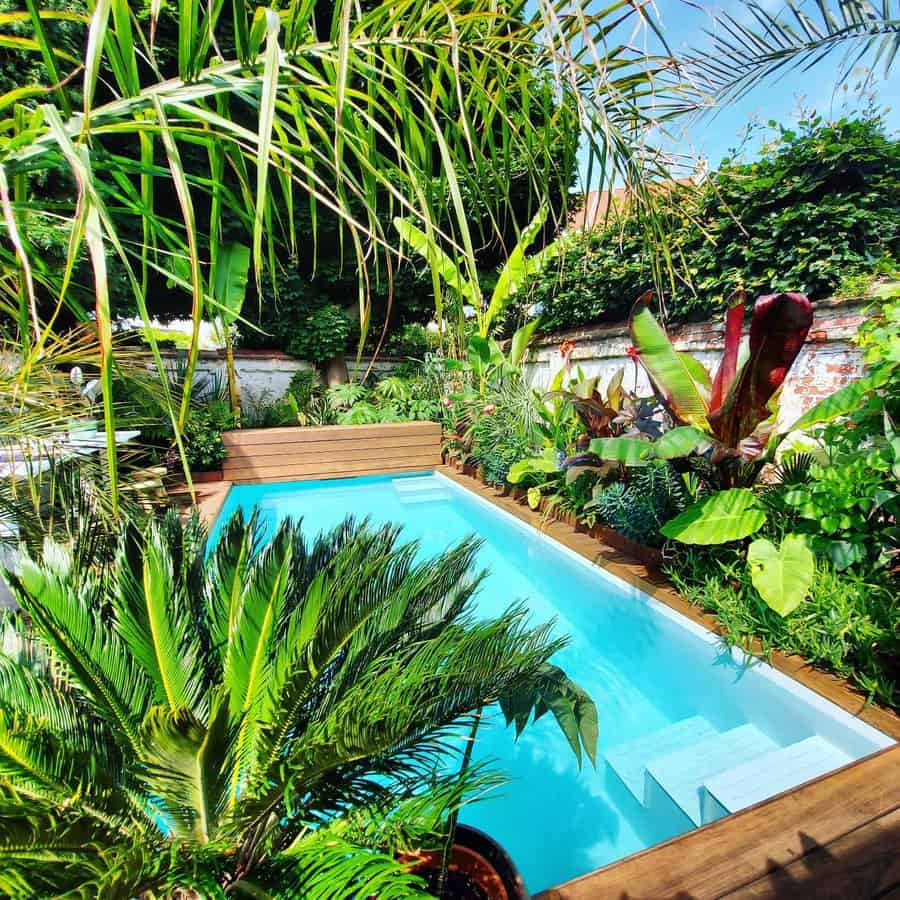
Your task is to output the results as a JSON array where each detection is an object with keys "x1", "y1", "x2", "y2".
[
  {"x1": 630, "y1": 296, "x2": 711, "y2": 430},
  {"x1": 509, "y1": 319, "x2": 541, "y2": 367},
  {"x1": 394, "y1": 217, "x2": 481, "y2": 308},
  {"x1": 709, "y1": 292, "x2": 813, "y2": 448},
  {"x1": 589, "y1": 436, "x2": 655, "y2": 466},
  {"x1": 709, "y1": 289, "x2": 746, "y2": 411},
  {"x1": 485, "y1": 203, "x2": 550, "y2": 334},
  {"x1": 211, "y1": 242, "x2": 251, "y2": 326}
]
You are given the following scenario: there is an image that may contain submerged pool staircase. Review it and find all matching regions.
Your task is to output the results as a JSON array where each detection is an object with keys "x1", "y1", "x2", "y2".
[{"x1": 605, "y1": 716, "x2": 853, "y2": 827}]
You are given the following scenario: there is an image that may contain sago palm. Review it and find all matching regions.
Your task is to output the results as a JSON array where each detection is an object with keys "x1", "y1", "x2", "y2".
[{"x1": 0, "y1": 509, "x2": 596, "y2": 897}]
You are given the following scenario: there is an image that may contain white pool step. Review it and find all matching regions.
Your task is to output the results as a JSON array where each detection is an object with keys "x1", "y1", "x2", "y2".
[
  {"x1": 391, "y1": 476, "x2": 451, "y2": 504},
  {"x1": 701, "y1": 736, "x2": 852, "y2": 822},
  {"x1": 392, "y1": 476, "x2": 444, "y2": 492},
  {"x1": 646, "y1": 724, "x2": 778, "y2": 825},
  {"x1": 606, "y1": 716, "x2": 717, "y2": 803},
  {"x1": 397, "y1": 490, "x2": 451, "y2": 505}
]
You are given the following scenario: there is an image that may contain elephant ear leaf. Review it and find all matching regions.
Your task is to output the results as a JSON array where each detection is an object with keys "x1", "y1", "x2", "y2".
[
  {"x1": 630, "y1": 295, "x2": 710, "y2": 430},
  {"x1": 748, "y1": 534, "x2": 814, "y2": 616},
  {"x1": 710, "y1": 292, "x2": 813, "y2": 448},
  {"x1": 661, "y1": 488, "x2": 766, "y2": 544}
]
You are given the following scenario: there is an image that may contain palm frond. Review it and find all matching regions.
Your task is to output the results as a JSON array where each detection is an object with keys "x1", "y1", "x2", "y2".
[
  {"x1": 253, "y1": 831, "x2": 428, "y2": 900},
  {"x1": 688, "y1": 0, "x2": 900, "y2": 103}
]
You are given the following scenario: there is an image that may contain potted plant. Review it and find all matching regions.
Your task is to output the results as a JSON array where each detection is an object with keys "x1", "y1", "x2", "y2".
[{"x1": 179, "y1": 402, "x2": 235, "y2": 481}]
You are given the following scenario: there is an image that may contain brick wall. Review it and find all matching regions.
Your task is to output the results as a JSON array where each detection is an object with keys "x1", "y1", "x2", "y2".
[{"x1": 523, "y1": 298, "x2": 868, "y2": 427}]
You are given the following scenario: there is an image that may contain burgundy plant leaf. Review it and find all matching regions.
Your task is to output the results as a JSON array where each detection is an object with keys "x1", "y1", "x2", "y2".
[
  {"x1": 709, "y1": 292, "x2": 813, "y2": 448},
  {"x1": 709, "y1": 289, "x2": 746, "y2": 413},
  {"x1": 547, "y1": 391, "x2": 614, "y2": 437}
]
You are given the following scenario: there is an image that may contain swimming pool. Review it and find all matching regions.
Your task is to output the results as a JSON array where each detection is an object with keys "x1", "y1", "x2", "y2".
[{"x1": 211, "y1": 470, "x2": 893, "y2": 893}]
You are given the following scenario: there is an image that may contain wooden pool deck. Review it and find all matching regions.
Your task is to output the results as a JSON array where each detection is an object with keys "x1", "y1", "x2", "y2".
[{"x1": 193, "y1": 441, "x2": 900, "y2": 899}]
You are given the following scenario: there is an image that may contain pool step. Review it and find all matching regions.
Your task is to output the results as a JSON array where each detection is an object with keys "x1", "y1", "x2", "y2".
[
  {"x1": 391, "y1": 476, "x2": 451, "y2": 505},
  {"x1": 605, "y1": 716, "x2": 717, "y2": 803},
  {"x1": 701, "y1": 736, "x2": 853, "y2": 824},
  {"x1": 392, "y1": 476, "x2": 445, "y2": 492},
  {"x1": 646, "y1": 724, "x2": 778, "y2": 825}
]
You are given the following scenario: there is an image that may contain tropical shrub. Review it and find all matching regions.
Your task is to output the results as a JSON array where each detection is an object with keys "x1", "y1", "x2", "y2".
[
  {"x1": 384, "y1": 324, "x2": 440, "y2": 359},
  {"x1": 667, "y1": 545, "x2": 899, "y2": 708},
  {"x1": 588, "y1": 463, "x2": 690, "y2": 547},
  {"x1": 516, "y1": 114, "x2": 900, "y2": 331},
  {"x1": 183, "y1": 402, "x2": 238, "y2": 471},
  {"x1": 0, "y1": 510, "x2": 596, "y2": 897},
  {"x1": 286, "y1": 304, "x2": 353, "y2": 364},
  {"x1": 240, "y1": 392, "x2": 301, "y2": 429}
]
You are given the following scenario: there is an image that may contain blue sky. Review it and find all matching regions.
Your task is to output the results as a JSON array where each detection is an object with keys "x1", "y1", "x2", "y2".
[{"x1": 575, "y1": 0, "x2": 899, "y2": 185}]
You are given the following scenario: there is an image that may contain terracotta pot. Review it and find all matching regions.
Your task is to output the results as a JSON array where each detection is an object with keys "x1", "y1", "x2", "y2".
[
  {"x1": 406, "y1": 825, "x2": 528, "y2": 900},
  {"x1": 191, "y1": 469, "x2": 224, "y2": 483}
]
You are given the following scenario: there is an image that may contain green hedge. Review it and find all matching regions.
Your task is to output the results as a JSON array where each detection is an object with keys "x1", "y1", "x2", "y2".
[{"x1": 519, "y1": 114, "x2": 900, "y2": 331}]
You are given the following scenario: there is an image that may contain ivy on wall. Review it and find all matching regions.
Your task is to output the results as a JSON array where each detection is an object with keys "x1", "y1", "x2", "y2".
[{"x1": 515, "y1": 113, "x2": 900, "y2": 333}]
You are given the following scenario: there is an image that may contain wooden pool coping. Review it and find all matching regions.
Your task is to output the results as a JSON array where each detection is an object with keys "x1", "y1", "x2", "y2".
[{"x1": 195, "y1": 460, "x2": 900, "y2": 899}]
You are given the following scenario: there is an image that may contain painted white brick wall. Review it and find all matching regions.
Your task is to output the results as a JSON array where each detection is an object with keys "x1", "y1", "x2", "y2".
[
  {"x1": 524, "y1": 299, "x2": 867, "y2": 428},
  {"x1": 165, "y1": 352, "x2": 398, "y2": 401}
]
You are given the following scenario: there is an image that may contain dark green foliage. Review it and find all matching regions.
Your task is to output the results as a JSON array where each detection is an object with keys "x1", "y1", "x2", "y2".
[
  {"x1": 284, "y1": 304, "x2": 352, "y2": 363},
  {"x1": 384, "y1": 323, "x2": 440, "y2": 358},
  {"x1": 518, "y1": 114, "x2": 900, "y2": 332},
  {"x1": 239, "y1": 393, "x2": 300, "y2": 429},
  {"x1": 286, "y1": 369, "x2": 325, "y2": 409},
  {"x1": 589, "y1": 463, "x2": 688, "y2": 547},
  {"x1": 183, "y1": 402, "x2": 237, "y2": 470}
]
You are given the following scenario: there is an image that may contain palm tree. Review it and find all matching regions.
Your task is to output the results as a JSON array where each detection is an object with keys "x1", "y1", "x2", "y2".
[
  {"x1": 688, "y1": 0, "x2": 900, "y2": 103},
  {"x1": 0, "y1": 508, "x2": 596, "y2": 897},
  {"x1": 0, "y1": 0, "x2": 692, "y2": 507}
]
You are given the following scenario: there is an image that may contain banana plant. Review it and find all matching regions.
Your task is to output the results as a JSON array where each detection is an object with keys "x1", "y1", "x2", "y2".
[
  {"x1": 209, "y1": 242, "x2": 251, "y2": 416},
  {"x1": 589, "y1": 290, "x2": 815, "y2": 479},
  {"x1": 395, "y1": 204, "x2": 563, "y2": 342}
]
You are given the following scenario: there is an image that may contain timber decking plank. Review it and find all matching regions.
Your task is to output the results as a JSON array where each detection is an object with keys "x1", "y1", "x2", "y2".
[
  {"x1": 535, "y1": 746, "x2": 900, "y2": 900},
  {"x1": 222, "y1": 421, "x2": 440, "y2": 447},
  {"x1": 225, "y1": 453, "x2": 441, "y2": 482},
  {"x1": 224, "y1": 433, "x2": 441, "y2": 461},
  {"x1": 722, "y1": 806, "x2": 900, "y2": 899},
  {"x1": 224, "y1": 442, "x2": 441, "y2": 469}
]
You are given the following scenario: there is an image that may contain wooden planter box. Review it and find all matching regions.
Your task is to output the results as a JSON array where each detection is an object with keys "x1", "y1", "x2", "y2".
[
  {"x1": 191, "y1": 469, "x2": 224, "y2": 483},
  {"x1": 222, "y1": 421, "x2": 442, "y2": 484}
]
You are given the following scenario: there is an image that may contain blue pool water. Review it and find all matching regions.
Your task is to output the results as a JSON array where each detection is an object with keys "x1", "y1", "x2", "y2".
[{"x1": 212, "y1": 471, "x2": 893, "y2": 892}]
